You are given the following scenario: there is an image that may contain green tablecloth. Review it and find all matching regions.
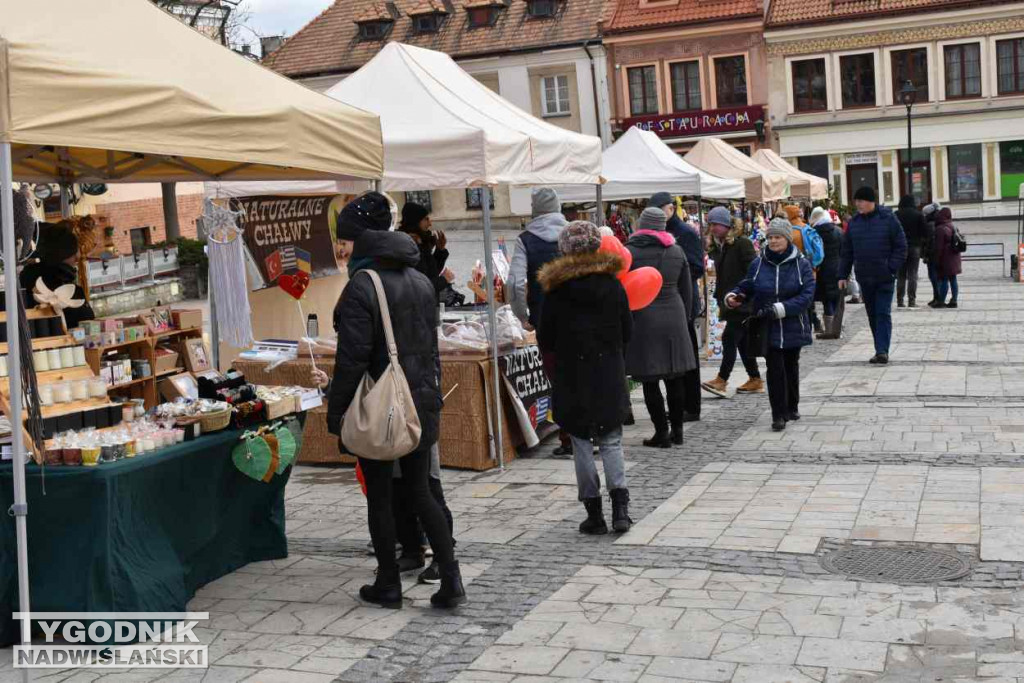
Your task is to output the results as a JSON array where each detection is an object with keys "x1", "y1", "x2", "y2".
[{"x1": 0, "y1": 425, "x2": 294, "y2": 646}]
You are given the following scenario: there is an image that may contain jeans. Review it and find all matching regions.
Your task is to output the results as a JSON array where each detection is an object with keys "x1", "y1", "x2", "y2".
[
  {"x1": 643, "y1": 377, "x2": 686, "y2": 433},
  {"x1": 719, "y1": 319, "x2": 760, "y2": 381},
  {"x1": 897, "y1": 246, "x2": 921, "y2": 304},
  {"x1": 859, "y1": 280, "x2": 895, "y2": 356},
  {"x1": 927, "y1": 262, "x2": 939, "y2": 301},
  {"x1": 570, "y1": 427, "x2": 626, "y2": 500},
  {"x1": 822, "y1": 295, "x2": 838, "y2": 317},
  {"x1": 766, "y1": 348, "x2": 801, "y2": 421},
  {"x1": 360, "y1": 447, "x2": 455, "y2": 573},
  {"x1": 938, "y1": 276, "x2": 959, "y2": 303},
  {"x1": 683, "y1": 321, "x2": 701, "y2": 416}
]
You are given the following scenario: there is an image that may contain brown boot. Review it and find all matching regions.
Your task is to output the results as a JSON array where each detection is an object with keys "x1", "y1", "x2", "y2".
[
  {"x1": 701, "y1": 376, "x2": 729, "y2": 398},
  {"x1": 735, "y1": 377, "x2": 765, "y2": 394}
]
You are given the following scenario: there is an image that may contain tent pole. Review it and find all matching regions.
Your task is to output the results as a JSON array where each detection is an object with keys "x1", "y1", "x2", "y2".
[
  {"x1": 480, "y1": 187, "x2": 504, "y2": 470},
  {"x1": 60, "y1": 183, "x2": 71, "y2": 219},
  {"x1": 2, "y1": 143, "x2": 31, "y2": 683},
  {"x1": 595, "y1": 185, "x2": 604, "y2": 227}
]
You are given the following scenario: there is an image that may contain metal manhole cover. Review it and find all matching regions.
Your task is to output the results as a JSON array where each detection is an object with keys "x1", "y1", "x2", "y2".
[{"x1": 820, "y1": 547, "x2": 972, "y2": 584}]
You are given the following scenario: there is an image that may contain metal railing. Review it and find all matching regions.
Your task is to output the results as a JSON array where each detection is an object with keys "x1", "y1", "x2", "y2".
[{"x1": 85, "y1": 247, "x2": 179, "y2": 290}]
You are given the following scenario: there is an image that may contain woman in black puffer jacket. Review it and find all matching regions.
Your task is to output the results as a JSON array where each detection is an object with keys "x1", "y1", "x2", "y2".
[{"x1": 326, "y1": 193, "x2": 464, "y2": 611}]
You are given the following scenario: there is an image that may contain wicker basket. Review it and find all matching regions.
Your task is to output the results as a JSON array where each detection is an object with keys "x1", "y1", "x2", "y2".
[{"x1": 177, "y1": 407, "x2": 233, "y2": 434}]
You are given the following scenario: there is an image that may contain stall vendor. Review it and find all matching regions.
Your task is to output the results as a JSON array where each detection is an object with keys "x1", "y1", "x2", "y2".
[{"x1": 20, "y1": 223, "x2": 95, "y2": 328}]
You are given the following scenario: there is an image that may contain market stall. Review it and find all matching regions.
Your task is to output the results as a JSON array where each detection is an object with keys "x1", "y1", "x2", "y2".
[
  {"x1": 684, "y1": 138, "x2": 790, "y2": 203},
  {"x1": 0, "y1": 0, "x2": 384, "y2": 656},
  {"x1": 752, "y1": 149, "x2": 829, "y2": 200}
]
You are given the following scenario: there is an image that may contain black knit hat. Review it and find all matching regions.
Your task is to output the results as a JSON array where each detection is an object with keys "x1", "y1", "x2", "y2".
[
  {"x1": 400, "y1": 202, "x2": 430, "y2": 231},
  {"x1": 335, "y1": 192, "x2": 393, "y2": 241},
  {"x1": 37, "y1": 223, "x2": 79, "y2": 266},
  {"x1": 853, "y1": 186, "x2": 877, "y2": 203}
]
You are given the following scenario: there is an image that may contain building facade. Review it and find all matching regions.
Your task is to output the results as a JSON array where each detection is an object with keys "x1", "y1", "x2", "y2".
[
  {"x1": 603, "y1": 0, "x2": 771, "y2": 155},
  {"x1": 766, "y1": 0, "x2": 1024, "y2": 215},
  {"x1": 264, "y1": 0, "x2": 612, "y2": 227}
]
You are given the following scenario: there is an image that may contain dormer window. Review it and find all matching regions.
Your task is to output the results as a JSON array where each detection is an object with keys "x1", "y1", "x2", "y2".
[
  {"x1": 413, "y1": 13, "x2": 443, "y2": 32},
  {"x1": 358, "y1": 21, "x2": 390, "y2": 39},
  {"x1": 467, "y1": 6, "x2": 498, "y2": 26},
  {"x1": 527, "y1": 0, "x2": 556, "y2": 17}
]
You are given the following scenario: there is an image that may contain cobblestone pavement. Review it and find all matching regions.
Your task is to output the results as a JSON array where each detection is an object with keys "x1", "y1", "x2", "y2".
[{"x1": 9, "y1": 261, "x2": 1024, "y2": 682}]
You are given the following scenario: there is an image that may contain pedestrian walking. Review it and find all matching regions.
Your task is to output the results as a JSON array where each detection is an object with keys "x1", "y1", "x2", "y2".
[
  {"x1": 650, "y1": 192, "x2": 702, "y2": 421},
  {"x1": 703, "y1": 208, "x2": 763, "y2": 397},
  {"x1": 626, "y1": 207, "x2": 697, "y2": 448},
  {"x1": 327, "y1": 192, "x2": 465, "y2": 610},
  {"x1": 537, "y1": 221, "x2": 633, "y2": 534},
  {"x1": 838, "y1": 187, "x2": 908, "y2": 364},
  {"x1": 808, "y1": 206, "x2": 843, "y2": 340},
  {"x1": 931, "y1": 207, "x2": 962, "y2": 309},
  {"x1": 894, "y1": 195, "x2": 927, "y2": 308},
  {"x1": 507, "y1": 188, "x2": 568, "y2": 329},
  {"x1": 725, "y1": 218, "x2": 816, "y2": 432},
  {"x1": 921, "y1": 202, "x2": 941, "y2": 305}
]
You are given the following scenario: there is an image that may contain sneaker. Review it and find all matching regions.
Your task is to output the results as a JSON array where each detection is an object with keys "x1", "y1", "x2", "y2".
[
  {"x1": 946, "y1": 301, "x2": 958, "y2": 309},
  {"x1": 418, "y1": 560, "x2": 441, "y2": 585},
  {"x1": 786, "y1": 411, "x2": 801, "y2": 421},
  {"x1": 701, "y1": 376, "x2": 729, "y2": 398},
  {"x1": 897, "y1": 300, "x2": 905, "y2": 308},
  {"x1": 909, "y1": 300, "x2": 917, "y2": 308},
  {"x1": 928, "y1": 301, "x2": 946, "y2": 309},
  {"x1": 848, "y1": 296, "x2": 863, "y2": 304},
  {"x1": 735, "y1": 377, "x2": 765, "y2": 394},
  {"x1": 871, "y1": 354, "x2": 889, "y2": 365},
  {"x1": 772, "y1": 419, "x2": 786, "y2": 432}
]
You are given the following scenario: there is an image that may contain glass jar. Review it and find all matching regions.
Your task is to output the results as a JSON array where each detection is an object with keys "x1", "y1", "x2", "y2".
[
  {"x1": 73, "y1": 346, "x2": 87, "y2": 367},
  {"x1": 71, "y1": 379, "x2": 90, "y2": 401},
  {"x1": 89, "y1": 378, "x2": 107, "y2": 398},
  {"x1": 47, "y1": 348, "x2": 62, "y2": 370},
  {"x1": 53, "y1": 382, "x2": 72, "y2": 404},
  {"x1": 59, "y1": 346, "x2": 75, "y2": 369},
  {"x1": 0, "y1": 354, "x2": 8, "y2": 377},
  {"x1": 38, "y1": 384, "x2": 53, "y2": 406},
  {"x1": 33, "y1": 350, "x2": 49, "y2": 372}
]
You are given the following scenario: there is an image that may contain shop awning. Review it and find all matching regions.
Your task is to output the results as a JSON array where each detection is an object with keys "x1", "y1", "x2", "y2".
[
  {"x1": 753, "y1": 149, "x2": 829, "y2": 200},
  {"x1": 0, "y1": 0, "x2": 383, "y2": 183},
  {"x1": 555, "y1": 127, "x2": 744, "y2": 202},
  {"x1": 684, "y1": 138, "x2": 790, "y2": 202}
]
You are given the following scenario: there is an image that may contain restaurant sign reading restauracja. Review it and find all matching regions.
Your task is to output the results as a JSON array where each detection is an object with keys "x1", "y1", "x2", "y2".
[{"x1": 624, "y1": 105, "x2": 764, "y2": 140}]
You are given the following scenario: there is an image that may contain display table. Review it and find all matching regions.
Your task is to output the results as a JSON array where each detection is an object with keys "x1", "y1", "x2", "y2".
[
  {"x1": 0, "y1": 426, "x2": 293, "y2": 647},
  {"x1": 233, "y1": 353, "x2": 523, "y2": 470}
]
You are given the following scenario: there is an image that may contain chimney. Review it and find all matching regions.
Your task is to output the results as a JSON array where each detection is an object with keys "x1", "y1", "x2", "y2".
[{"x1": 261, "y1": 35, "x2": 286, "y2": 57}]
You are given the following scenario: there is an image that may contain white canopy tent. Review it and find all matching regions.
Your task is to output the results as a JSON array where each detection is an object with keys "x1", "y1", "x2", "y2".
[
  {"x1": 684, "y1": 138, "x2": 790, "y2": 203},
  {"x1": 554, "y1": 127, "x2": 744, "y2": 203},
  {"x1": 753, "y1": 149, "x2": 829, "y2": 200},
  {"x1": 1, "y1": 1, "x2": 383, "y2": 671}
]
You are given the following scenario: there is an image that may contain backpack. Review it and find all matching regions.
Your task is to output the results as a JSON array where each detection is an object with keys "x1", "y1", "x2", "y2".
[
  {"x1": 798, "y1": 225, "x2": 825, "y2": 267},
  {"x1": 951, "y1": 225, "x2": 968, "y2": 254}
]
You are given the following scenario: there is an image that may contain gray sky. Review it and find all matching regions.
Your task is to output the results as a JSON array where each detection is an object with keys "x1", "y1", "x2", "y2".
[{"x1": 244, "y1": 0, "x2": 333, "y2": 39}]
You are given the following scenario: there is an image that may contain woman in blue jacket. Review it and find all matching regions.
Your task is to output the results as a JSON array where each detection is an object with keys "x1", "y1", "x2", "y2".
[{"x1": 725, "y1": 218, "x2": 816, "y2": 432}]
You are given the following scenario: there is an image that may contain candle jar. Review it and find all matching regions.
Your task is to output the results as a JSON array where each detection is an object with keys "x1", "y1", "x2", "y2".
[
  {"x1": 0, "y1": 355, "x2": 8, "y2": 378},
  {"x1": 71, "y1": 379, "x2": 89, "y2": 400},
  {"x1": 60, "y1": 346, "x2": 75, "y2": 368},
  {"x1": 174, "y1": 429, "x2": 185, "y2": 443},
  {"x1": 89, "y1": 378, "x2": 107, "y2": 398},
  {"x1": 38, "y1": 384, "x2": 53, "y2": 406},
  {"x1": 124, "y1": 439, "x2": 136, "y2": 458},
  {"x1": 47, "y1": 348, "x2": 62, "y2": 370},
  {"x1": 44, "y1": 445, "x2": 63, "y2": 466},
  {"x1": 143, "y1": 437, "x2": 156, "y2": 452},
  {"x1": 33, "y1": 350, "x2": 49, "y2": 372},
  {"x1": 73, "y1": 346, "x2": 87, "y2": 367},
  {"x1": 81, "y1": 445, "x2": 101, "y2": 466},
  {"x1": 53, "y1": 382, "x2": 72, "y2": 404},
  {"x1": 62, "y1": 446, "x2": 82, "y2": 466}
]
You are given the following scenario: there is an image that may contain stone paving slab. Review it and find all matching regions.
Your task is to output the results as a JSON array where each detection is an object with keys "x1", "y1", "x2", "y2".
[
  {"x1": 800, "y1": 365, "x2": 1024, "y2": 397},
  {"x1": 824, "y1": 342, "x2": 1024, "y2": 364},
  {"x1": 850, "y1": 324, "x2": 1023, "y2": 344}
]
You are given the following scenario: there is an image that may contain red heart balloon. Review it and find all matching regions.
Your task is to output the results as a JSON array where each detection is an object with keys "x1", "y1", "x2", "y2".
[{"x1": 278, "y1": 271, "x2": 310, "y2": 300}]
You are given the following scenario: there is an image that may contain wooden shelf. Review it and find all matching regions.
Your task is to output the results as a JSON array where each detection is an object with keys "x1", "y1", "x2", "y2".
[
  {"x1": 0, "y1": 335, "x2": 76, "y2": 353},
  {"x1": 107, "y1": 378, "x2": 147, "y2": 391},
  {"x1": 156, "y1": 366, "x2": 185, "y2": 378},
  {"x1": 39, "y1": 397, "x2": 115, "y2": 420},
  {"x1": 0, "y1": 305, "x2": 58, "y2": 321},
  {"x1": 153, "y1": 326, "x2": 202, "y2": 340}
]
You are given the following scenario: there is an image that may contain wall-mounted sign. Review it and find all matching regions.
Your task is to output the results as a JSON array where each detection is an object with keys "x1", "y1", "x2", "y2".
[
  {"x1": 624, "y1": 105, "x2": 765, "y2": 139},
  {"x1": 844, "y1": 152, "x2": 878, "y2": 165}
]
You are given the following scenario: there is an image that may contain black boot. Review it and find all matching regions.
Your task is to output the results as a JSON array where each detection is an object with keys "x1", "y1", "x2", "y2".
[
  {"x1": 579, "y1": 497, "x2": 608, "y2": 535},
  {"x1": 670, "y1": 427, "x2": 683, "y2": 445},
  {"x1": 430, "y1": 561, "x2": 467, "y2": 608},
  {"x1": 360, "y1": 566, "x2": 403, "y2": 609},
  {"x1": 610, "y1": 488, "x2": 632, "y2": 533},
  {"x1": 643, "y1": 431, "x2": 672, "y2": 448}
]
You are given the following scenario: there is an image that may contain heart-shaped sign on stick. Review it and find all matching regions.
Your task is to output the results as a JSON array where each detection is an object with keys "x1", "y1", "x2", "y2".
[{"x1": 279, "y1": 271, "x2": 311, "y2": 300}]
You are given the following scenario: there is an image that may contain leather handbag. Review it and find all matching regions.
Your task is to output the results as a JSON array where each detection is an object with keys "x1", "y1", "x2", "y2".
[{"x1": 340, "y1": 270, "x2": 422, "y2": 461}]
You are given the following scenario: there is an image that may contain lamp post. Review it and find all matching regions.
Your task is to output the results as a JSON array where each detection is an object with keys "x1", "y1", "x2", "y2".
[{"x1": 900, "y1": 80, "x2": 918, "y2": 202}]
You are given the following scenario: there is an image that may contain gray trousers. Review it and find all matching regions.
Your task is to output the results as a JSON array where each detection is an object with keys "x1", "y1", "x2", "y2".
[
  {"x1": 898, "y1": 246, "x2": 921, "y2": 304},
  {"x1": 570, "y1": 427, "x2": 626, "y2": 500}
]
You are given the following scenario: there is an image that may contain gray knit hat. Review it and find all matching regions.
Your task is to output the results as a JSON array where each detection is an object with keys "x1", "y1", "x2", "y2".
[
  {"x1": 765, "y1": 217, "x2": 793, "y2": 243},
  {"x1": 558, "y1": 220, "x2": 602, "y2": 255},
  {"x1": 638, "y1": 207, "x2": 668, "y2": 231},
  {"x1": 531, "y1": 188, "x2": 561, "y2": 217},
  {"x1": 707, "y1": 206, "x2": 732, "y2": 227}
]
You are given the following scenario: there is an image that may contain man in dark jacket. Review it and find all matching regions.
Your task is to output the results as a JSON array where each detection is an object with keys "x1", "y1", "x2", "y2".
[
  {"x1": 538, "y1": 221, "x2": 633, "y2": 534},
  {"x1": 838, "y1": 187, "x2": 908, "y2": 364},
  {"x1": 327, "y1": 192, "x2": 465, "y2": 610},
  {"x1": 808, "y1": 206, "x2": 843, "y2": 340},
  {"x1": 507, "y1": 188, "x2": 567, "y2": 329},
  {"x1": 895, "y1": 195, "x2": 927, "y2": 308},
  {"x1": 650, "y1": 192, "x2": 702, "y2": 421},
  {"x1": 398, "y1": 202, "x2": 453, "y2": 301}
]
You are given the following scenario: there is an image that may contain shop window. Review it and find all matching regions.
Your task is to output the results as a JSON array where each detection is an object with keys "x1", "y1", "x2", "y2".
[
  {"x1": 791, "y1": 58, "x2": 828, "y2": 113},
  {"x1": 670, "y1": 61, "x2": 701, "y2": 112},
  {"x1": 541, "y1": 75, "x2": 571, "y2": 116},
  {"x1": 899, "y1": 148, "x2": 932, "y2": 205},
  {"x1": 944, "y1": 43, "x2": 982, "y2": 99},
  {"x1": 130, "y1": 227, "x2": 152, "y2": 254},
  {"x1": 999, "y1": 140, "x2": 1024, "y2": 198},
  {"x1": 797, "y1": 155, "x2": 829, "y2": 181},
  {"x1": 734, "y1": 145, "x2": 751, "y2": 157},
  {"x1": 404, "y1": 191, "x2": 432, "y2": 213},
  {"x1": 413, "y1": 13, "x2": 443, "y2": 33},
  {"x1": 467, "y1": 6, "x2": 498, "y2": 27},
  {"x1": 947, "y1": 143, "x2": 983, "y2": 202},
  {"x1": 465, "y1": 188, "x2": 495, "y2": 210},
  {"x1": 997, "y1": 38, "x2": 1024, "y2": 95},
  {"x1": 840, "y1": 53, "x2": 876, "y2": 108},
  {"x1": 714, "y1": 55, "x2": 747, "y2": 108},
  {"x1": 627, "y1": 66, "x2": 659, "y2": 116},
  {"x1": 891, "y1": 48, "x2": 929, "y2": 103},
  {"x1": 357, "y1": 20, "x2": 390, "y2": 40},
  {"x1": 527, "y1": 0, "x2": 557, "y2": 17}
]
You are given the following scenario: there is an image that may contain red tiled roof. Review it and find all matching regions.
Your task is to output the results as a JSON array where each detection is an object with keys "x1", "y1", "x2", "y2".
[
  {"x1": 605, "y1": 0, "x2": 761, "y2": 34},
  {"x1": 766, "y1": 0, "x2": 1019, "y2": 28},
  {"x1": 407, "y1": 0, "x2": 450, "y2": 15},
  {"x1": 264, "y1": 0, "x2": 606, "y2": 78},
  {"x1": 354, "y1": 2, "x2": 396, "y2": 22}
]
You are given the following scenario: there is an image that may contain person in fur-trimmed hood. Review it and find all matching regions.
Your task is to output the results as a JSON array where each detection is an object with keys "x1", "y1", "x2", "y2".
[{"x1": 538, "y1": 221, "x2": 634, "y2": 535}]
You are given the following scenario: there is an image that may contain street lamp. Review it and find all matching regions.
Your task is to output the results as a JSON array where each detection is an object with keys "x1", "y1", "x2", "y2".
[{"x1": 900, "y1": 80, "x2": 918, "y2": 202}]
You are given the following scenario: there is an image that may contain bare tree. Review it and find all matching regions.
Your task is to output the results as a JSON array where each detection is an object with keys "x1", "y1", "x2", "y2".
[{"x1": 150, "y1": 0, "x2": 258, "y2": 50}]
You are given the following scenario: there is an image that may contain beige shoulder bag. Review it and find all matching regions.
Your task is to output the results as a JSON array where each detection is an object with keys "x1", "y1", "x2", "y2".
[{"x1": 341, "y1": 270, "x2": 423, "y2": 461}]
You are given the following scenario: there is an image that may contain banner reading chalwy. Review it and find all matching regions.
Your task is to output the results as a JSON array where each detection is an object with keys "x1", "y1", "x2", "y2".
[
  {"x1": 231, "y1": 194, "x2": 351, "y2": 289},
  {"x1": 499, "y1": 345, "x2": 556, "y2": 447}
]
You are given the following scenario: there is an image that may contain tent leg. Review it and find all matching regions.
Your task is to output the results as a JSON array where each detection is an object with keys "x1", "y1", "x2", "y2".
[
  {"x1": 209, "y1": 273, "x2": 220, "y2": 371},
  {"x1": 480, "y1": 188, "x2": 504, "y2": 470},
  {"x1": 60, "y1": 183, "x2": 71, "y2": 219},
  {"x1": 595, "y1": 185, "x2": 604, "y2": 227},
  {"x1": 2, "y1": 143, "x2": 31, "y2": 683}
]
